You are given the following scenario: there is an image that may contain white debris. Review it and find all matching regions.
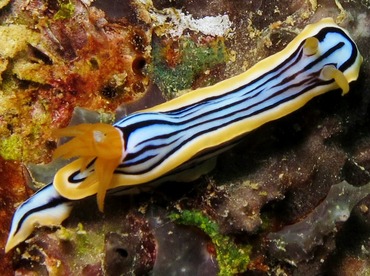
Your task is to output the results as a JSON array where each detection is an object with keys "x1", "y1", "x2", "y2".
[{"x1": 137, "y1": 0, "x2": 233, "y2": 37}]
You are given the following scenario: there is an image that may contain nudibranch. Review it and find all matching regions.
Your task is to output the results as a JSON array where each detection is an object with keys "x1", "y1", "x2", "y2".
[{"x1": 5, "y1": 18, "x2": 362, "y2": 253}]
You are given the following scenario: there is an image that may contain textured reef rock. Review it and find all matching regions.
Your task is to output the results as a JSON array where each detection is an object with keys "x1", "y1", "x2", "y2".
[
  {"x1": 1, "y1": 0, "x2": 370, "y2": 275},
  {"x1": 268, "y1": 181, "x2": 370, "y2": 265},
  {"x1": 0, "y1": 0, "x2": 151, "y2": 162}
]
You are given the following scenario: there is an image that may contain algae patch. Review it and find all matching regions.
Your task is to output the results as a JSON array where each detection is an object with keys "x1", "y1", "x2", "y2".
[
  {"x1": 149, "y1": 37, "x2": 229, "y2": 99},
  {"x1": 170, "y1": 209, "x2": 252, "y2": 275},
  {"x1": 56, "y1": 223, "x2": 105, "y2": 268},
  {"x1": 0, "y1": 134, "x2": 22, "y2": 160},
  {"x1": 54, "y1": 0, "x2": 75, "y2": 20}
]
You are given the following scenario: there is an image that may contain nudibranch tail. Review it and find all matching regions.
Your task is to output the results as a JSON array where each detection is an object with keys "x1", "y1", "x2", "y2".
[
  {"x1": 53, "y1": 123, "x2": 124, "y2": 211},
  {"x1": 5, "y1": 184, "x2": 73, "y2": 253}
]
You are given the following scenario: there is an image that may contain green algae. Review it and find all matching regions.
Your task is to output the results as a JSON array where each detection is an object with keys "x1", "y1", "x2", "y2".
[
  {"x1": 169, "y1": 210, "x2": 252, "y2": 275},
  {"x1": 56, "y1": 223, "x2": 105, "y2": 268},
  {"x1": 0, "y1": 95, "x2": 52, "y2": 161},
  {"x1": 149, "y1": 37, "x2": 228, "y2": 99},
  {"x1": 0, "y1": 134, "x2": 22, "y2": 160},
  {"x1": 54, "y1": 0, "x2": 75, "y2": 20},
  {"x1": 0, "y1": 23, "x2": 52, "y2": 162}
]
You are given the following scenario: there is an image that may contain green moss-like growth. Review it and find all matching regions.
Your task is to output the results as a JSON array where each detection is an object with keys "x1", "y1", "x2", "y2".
[
  {"x1": 56, "y1": 223, "x2": 105, "y2": 267},
  {"x1": 0, "y1": 134, "x2": 22, "y2": 160},
  {"x1": 54, "y1": 0, "x2": 75, "y2": 20},
  {"x1": 169, "y1": 210, "x2": 252, "y2": 275},
  {"x1": 150, "y1": 37, "x2": 228, "y2": 99}
]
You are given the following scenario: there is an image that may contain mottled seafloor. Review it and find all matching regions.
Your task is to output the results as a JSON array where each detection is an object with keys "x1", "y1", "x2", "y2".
[{"x1": 0, "y1": 0, "x2": 370, "y2": 275}]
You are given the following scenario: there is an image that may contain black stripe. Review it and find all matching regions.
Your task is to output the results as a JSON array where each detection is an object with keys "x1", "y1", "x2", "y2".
[
  {"x1": 14, "y1": 188, "x2": 70, "y2": 236},
  {"x1": 315, "y1": 27, "x2": 358, "y2": 72},
  {"x1": 112, "y1": 27, "x2": 357, "y2": 175}
]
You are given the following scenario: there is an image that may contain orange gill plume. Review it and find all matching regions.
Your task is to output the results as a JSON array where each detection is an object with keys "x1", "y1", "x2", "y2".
[{"x1": 53, "y1": 123, "x2": 124, "y2": 211}]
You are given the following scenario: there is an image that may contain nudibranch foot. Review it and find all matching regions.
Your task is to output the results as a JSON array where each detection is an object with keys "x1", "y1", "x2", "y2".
[
  {"x1": 53, "y1": 123, "x2": 125, "y2": 211},
  {"x1": 320, "y1": 65, "x2": 350, "y2": 95},
  {"x1": 303, "y1": 37, "x2": 319, "y2": 56}
]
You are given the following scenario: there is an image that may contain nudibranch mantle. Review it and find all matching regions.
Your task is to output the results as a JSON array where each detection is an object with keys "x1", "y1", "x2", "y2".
[{"x1": 5, "y1": 18, "x2": 362, "y2": 253}]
